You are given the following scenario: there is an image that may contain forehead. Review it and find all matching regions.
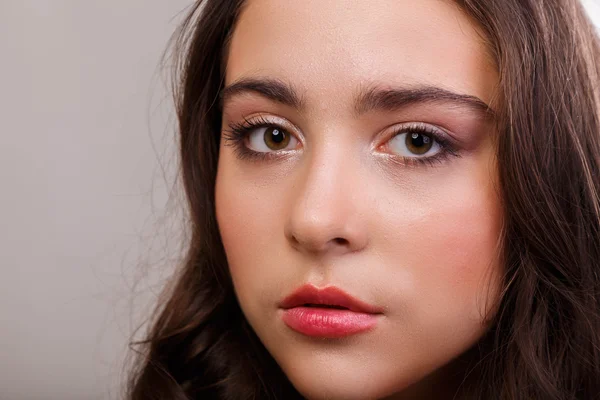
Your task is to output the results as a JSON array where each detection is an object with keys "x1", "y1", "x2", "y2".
[{"x1": 226, "y1": 0, "x2": 497, "y2": 110}]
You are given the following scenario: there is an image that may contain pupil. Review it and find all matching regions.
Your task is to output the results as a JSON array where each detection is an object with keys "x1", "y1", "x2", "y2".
[
  {"x1": 271, "y1": 129, "x2": 284, "y2": 143},
  {"x1": 410, "y1": 133, "x2": 430, "y2": 147}
]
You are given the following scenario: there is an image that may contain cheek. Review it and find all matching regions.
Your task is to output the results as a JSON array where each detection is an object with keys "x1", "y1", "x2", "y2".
[
  {"x1": 377, "y1": 155, "x2": 503, "y2": 327},
  {"x1": 214, "y1": 153, "x2": 292, "y2": 312},
  {"x1": 413, "y1": 188, "x2": 502, "y2": 319}
]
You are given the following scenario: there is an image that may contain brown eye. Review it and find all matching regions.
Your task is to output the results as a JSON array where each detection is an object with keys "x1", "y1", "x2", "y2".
[
  {"x1": 405, "y1": 132, "x2": 433, "y2": 155},
  {"x1": 386, "y1": 126, "x2": 443, "y2": 159},
  {"x1": 264, "y1": 126, "x2": 291, "y2": 150},
  {"x1": 245, "y1": 124, "x2": 299, "y2": 153}
]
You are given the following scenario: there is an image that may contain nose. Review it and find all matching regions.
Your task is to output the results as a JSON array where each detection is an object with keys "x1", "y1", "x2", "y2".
[{"x1": 284, "y1": 149, "x2": 369, "y2": 256}]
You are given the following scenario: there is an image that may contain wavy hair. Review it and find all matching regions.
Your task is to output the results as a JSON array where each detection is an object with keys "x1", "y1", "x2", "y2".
[{"x1": 127, "y1": 1, "x2": 600, "y2": 398}]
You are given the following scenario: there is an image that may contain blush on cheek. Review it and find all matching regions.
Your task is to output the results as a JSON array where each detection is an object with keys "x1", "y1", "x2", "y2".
[
  {"x1": 423, "y1": 190, "x2": 503, "y2": 319},
  {"x1": 378, "y1": 165, "x2": 503, "y2": 319}
]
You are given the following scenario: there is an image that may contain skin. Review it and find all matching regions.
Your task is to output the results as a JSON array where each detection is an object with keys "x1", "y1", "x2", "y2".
[{"x1": 215, "y1": 0, "x2": 503, "y2": 399}]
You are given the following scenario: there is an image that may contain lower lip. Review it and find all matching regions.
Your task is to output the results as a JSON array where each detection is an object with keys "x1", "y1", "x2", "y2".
[{"x1": 281, "y1": 307, "x2": 379, "y2": 338}]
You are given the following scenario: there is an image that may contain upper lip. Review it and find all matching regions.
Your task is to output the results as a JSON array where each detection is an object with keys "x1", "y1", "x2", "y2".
[{"x1": 280, "y1": 284, "x2": 383, "y2": 314}]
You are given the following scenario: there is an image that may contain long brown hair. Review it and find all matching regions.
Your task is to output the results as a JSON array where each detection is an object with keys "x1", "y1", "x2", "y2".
[{"x1": 127, "y1": 1, "x2": 600, "y2": 398}]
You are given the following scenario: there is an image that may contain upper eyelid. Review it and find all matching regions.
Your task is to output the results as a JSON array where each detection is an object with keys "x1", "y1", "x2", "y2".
[
  {"x1": 385, "y1": 117, "x2": 457, "y2": 138},
  {"x1": 386, "y1": 123, "x2": 453, "y2": 144}
]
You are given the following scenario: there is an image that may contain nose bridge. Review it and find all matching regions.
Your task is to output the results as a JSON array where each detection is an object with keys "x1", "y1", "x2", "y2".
[{"x1": 285, "y1": 139, "x2": 368, "y2": 254}]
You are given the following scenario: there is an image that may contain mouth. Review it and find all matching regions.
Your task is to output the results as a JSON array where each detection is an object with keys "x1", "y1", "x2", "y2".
[
  {"x1": 279, "y1": 284, "x2": 383, "y2": 338},
  {"x1": 301, "y1": 304, "x2": 349, "y2": 309},
  {"x1": 280, "y1": 284, "x2": 383, "y2": 313}
]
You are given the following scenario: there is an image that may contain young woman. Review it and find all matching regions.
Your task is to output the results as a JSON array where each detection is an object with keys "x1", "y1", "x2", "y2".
[{"x1": 127, "y1": 0, "x2": 600, "y2": 398}]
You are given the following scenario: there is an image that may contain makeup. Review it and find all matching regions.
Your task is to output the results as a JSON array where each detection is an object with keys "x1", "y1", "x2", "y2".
[{"x1": 279, "y1": 285, "x2": 383, "y2": 338}]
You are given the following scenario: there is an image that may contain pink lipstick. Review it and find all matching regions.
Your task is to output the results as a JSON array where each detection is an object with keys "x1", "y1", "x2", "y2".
[{"x1": 279, "y1": 285, "x2": 383, "y2": 338}]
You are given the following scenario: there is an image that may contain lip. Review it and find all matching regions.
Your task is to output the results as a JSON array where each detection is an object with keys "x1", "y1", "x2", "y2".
[{"x1": 279, "y1": 284, "x2": 383, "y2": 338}]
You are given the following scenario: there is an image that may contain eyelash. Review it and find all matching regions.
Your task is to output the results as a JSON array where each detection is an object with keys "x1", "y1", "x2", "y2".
[{"x1": 222, "y1": 115, "x2": 461, "y2": 167}]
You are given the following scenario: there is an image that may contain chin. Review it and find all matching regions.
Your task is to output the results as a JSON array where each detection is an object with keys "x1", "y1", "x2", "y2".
[
  {"x1": 281, "y1": 364, "x2": 411, "y2": 400},
  {"x1": 290, "y1": 380, "x2": 399, "y2": 400}
]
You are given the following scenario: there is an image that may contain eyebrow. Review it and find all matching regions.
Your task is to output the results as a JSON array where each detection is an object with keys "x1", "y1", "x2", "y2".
[
  {"x1": 219, "y1": 77, "x2": 495, "y2": 118},
  {"x1": 220, "y1": 77, "x2": 305, "y2": 110}
]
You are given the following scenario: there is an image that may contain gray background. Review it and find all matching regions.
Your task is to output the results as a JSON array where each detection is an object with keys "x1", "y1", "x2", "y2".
[{"x1": 1, "y1": 1, "x2": 599, "y2": 399}]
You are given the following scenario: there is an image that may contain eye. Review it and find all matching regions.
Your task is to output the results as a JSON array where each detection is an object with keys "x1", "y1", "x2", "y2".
[
  {"x1": 385, "y1": 124, "x2": 445, "y2": 158},
  {"x1": 247, "y1": 126, "x2": 299, "y2": 152},
  {"x1": 375, "y1": 122, "x2": 461, "y2": 167}
]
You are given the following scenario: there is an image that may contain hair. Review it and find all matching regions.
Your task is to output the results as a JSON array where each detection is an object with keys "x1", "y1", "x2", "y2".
[{"x1": 126, "y1": 0, "x2": 600, "y2": 399}]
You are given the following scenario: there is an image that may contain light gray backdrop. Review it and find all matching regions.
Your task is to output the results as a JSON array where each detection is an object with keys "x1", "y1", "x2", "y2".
[
  {"x1": 1, "y1": 1, "x2": 599, "y2": 399},
  {"x1": 1, "y1": 1, "x2": 192, "y2": 399}
]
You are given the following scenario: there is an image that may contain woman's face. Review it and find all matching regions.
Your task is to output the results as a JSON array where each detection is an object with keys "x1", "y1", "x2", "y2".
[{"x1": 216, "y1": 0, "x2": 502, "y2": 398}]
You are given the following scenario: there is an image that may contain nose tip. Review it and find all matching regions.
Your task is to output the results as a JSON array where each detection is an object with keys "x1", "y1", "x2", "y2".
[{"x1": 285, "y1": 209, "x2": 368, "y2": 256}]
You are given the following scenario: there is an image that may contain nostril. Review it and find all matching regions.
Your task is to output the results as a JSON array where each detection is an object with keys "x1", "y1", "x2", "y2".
[{"x1": 333, "y1": 237, "x2": 349, "y2": 245}]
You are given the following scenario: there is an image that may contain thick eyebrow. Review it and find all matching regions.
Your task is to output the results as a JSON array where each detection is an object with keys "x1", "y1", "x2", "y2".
[
  {"x1": 219, "y1": 77, "x2": 495, "y2": 118},
  {"x1": 355, "y1": 84, "x2": 495, "y2": 118},
  {"x1": 220, "y1": 77, "x2": 305, "y2": 110}
]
